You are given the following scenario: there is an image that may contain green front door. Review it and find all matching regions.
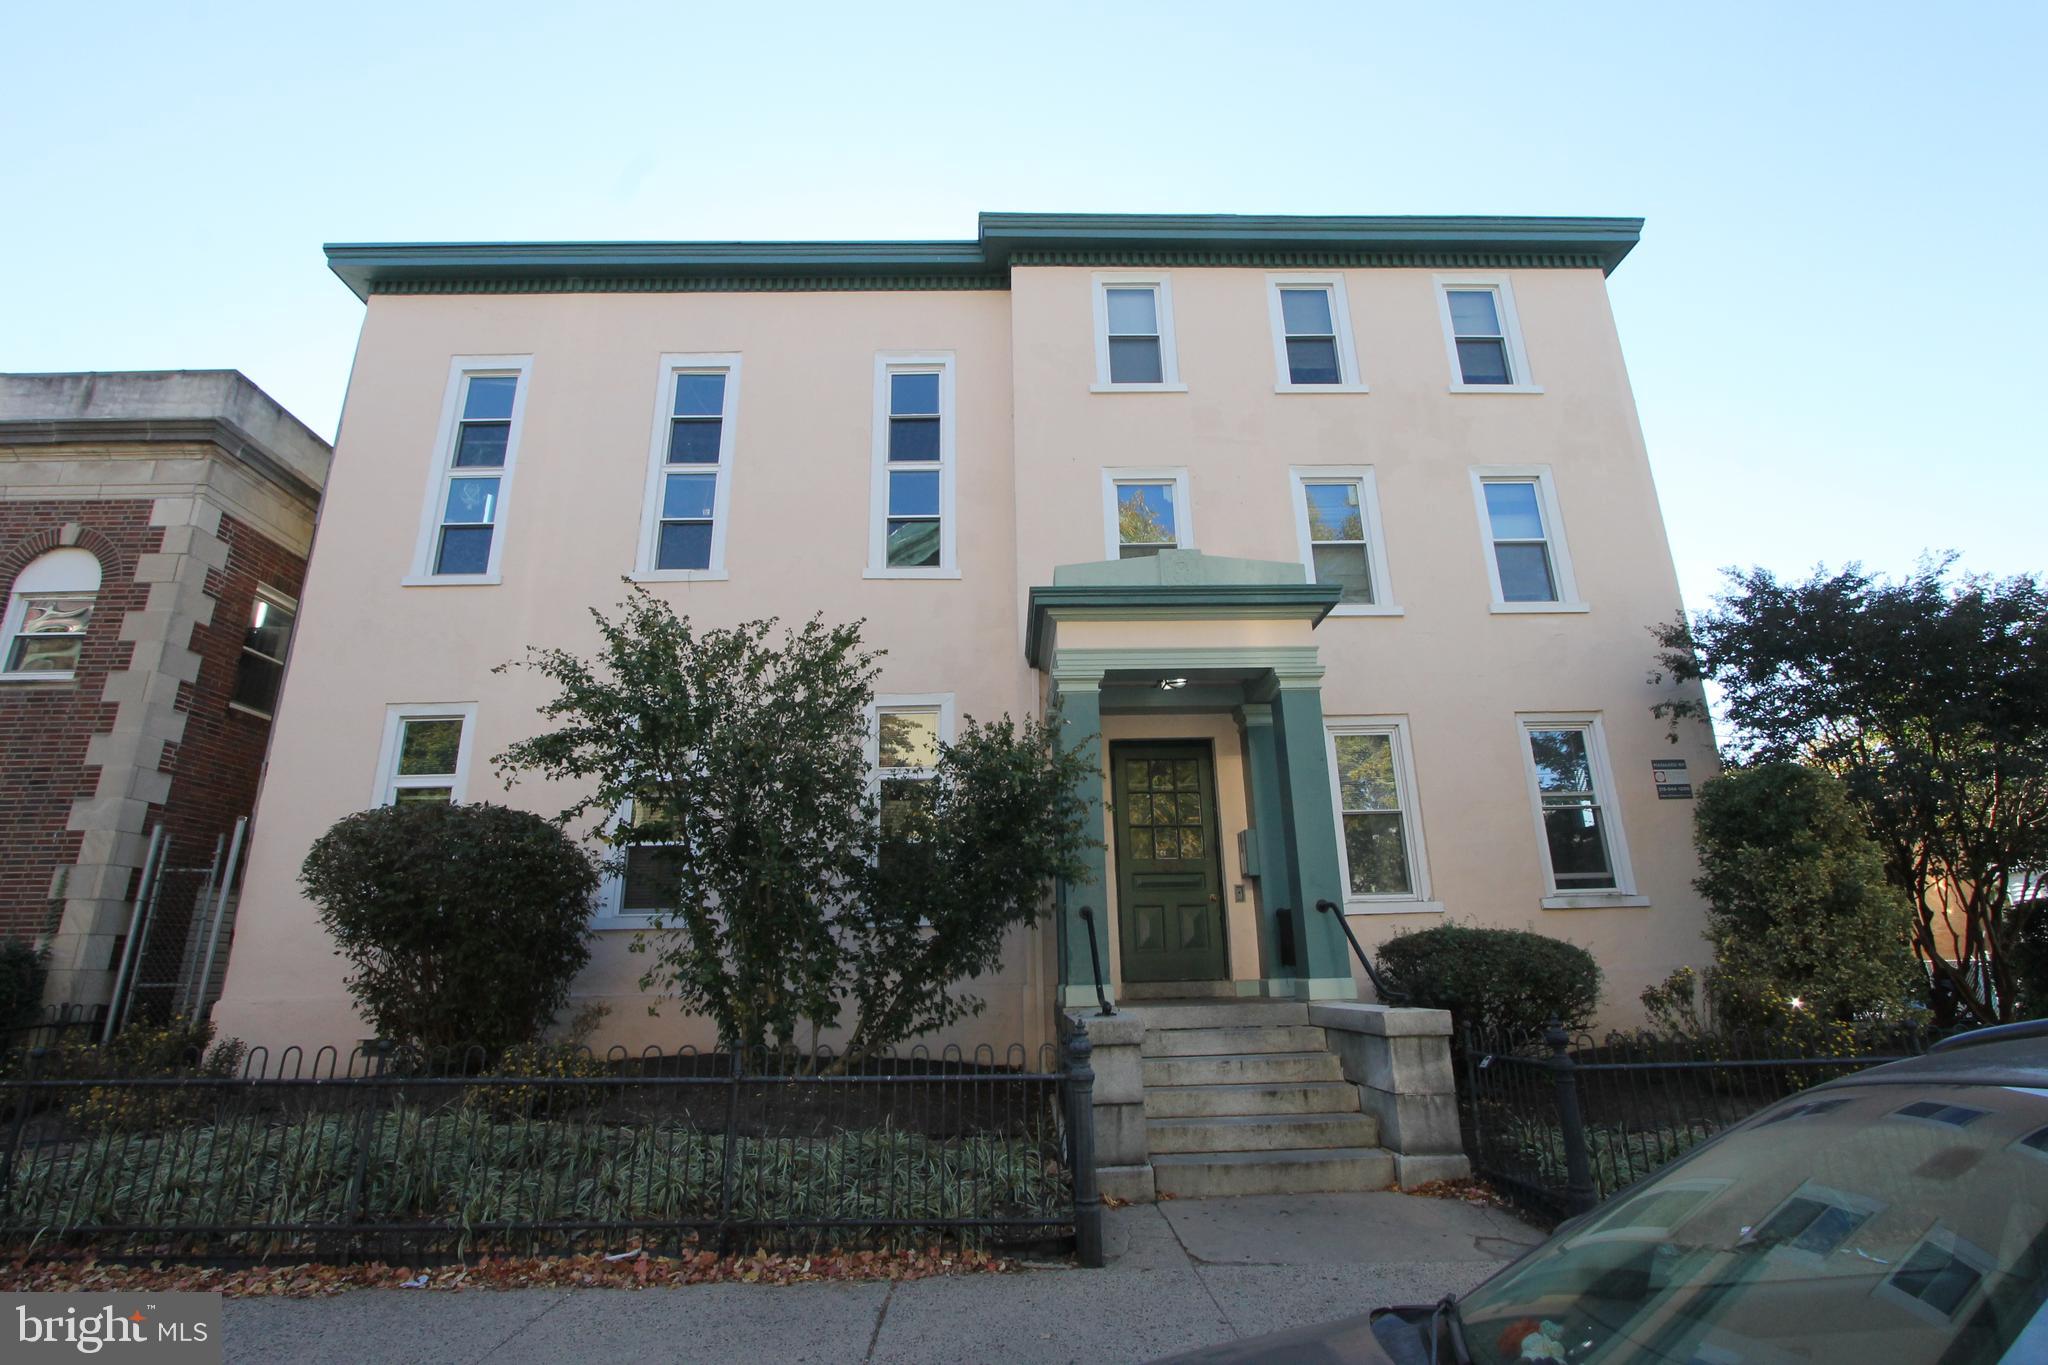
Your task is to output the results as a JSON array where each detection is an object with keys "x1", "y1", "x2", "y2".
[{"x1": 1112, "y1": 741, "x2": 1229, "y2": 983}]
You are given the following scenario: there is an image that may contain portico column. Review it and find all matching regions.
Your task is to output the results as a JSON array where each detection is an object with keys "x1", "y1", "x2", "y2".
[
  {"x1": 1051, "y1": 665, "x2": 1111, "y2": 1009},
  {"x1": 1239, "y1": 704, "x2": 1302, "y2": 996},
  {"x1": 1271, "y1": 678, "x2": 1359, "y2": 1000}
]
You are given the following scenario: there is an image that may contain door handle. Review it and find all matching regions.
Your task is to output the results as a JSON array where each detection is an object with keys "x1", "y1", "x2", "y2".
[{"x1": 1208, "y1": 893, "x2": 1219, "y2": 902}]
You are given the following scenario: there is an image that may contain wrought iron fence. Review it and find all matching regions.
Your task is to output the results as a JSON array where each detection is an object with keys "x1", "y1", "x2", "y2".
[
  {"x1": 1460, "y1": 1023, "x2": 1936, "y2": 1222},
  {"x1": 0, "y1": 1029, "x2": 1105, "y2": 1266}
]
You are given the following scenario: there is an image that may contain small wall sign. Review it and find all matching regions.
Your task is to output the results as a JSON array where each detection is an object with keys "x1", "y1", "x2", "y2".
[{"x1": 1651, "y1": 758, "x2": 1693, "y2": 799}]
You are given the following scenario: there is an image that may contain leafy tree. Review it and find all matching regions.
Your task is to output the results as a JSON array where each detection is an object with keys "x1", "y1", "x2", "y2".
[
  {"x1": 496, "y1": 589, "x2": 1096, "y2": 1060},
  {"x1": 1654, "y1": 560, "x2": 2048, "y2": 1023},
  {"x1": 300, "y1": 802, "x2": 598, "y2": 1055},
  {"x1": 0, "y1": 939, "x2": 47, "y2": 1029},
  {"x1": 1689, "y1": 763, "x2": 1920, "y2": 1034}
]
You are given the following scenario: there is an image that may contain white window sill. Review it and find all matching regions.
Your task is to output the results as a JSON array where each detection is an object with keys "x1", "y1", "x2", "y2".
[
  {"x1": 1449, "y1": 383, "x2": 1545, "y2": 395},
  {"x1": 1327, "y1": 604, "x2": 1405, "y2": 618},
  {"x1": 1275, "y1": 382, "x2": 1371, "y2": 395},
  {"x1": 1344, "y1": 898, "x2": 1445, "y2": 916},
  {"x1": 1090, "y1": 383, "x2": 1189, "y2": 394},
  {"x1": 629, "y1": 570, "x2": 730, "y2": 584},
  {"x1": 1542, "y1": 893, "x2": 1652, "y2": 910},
  {"x1": 1490, "y1": 601, "x2": 1591, "y2": 615},
  {"x1": 592, "y1": 914, "x2": 663, "y2": 932},
  {"x1": 226, "y1": 701, "x2": 274, "y2": 721},
  {"x1": 862, "y1": 568, "x2": 962, "y2": 580},
  {"x1": 401, "y1": 573, "x2": 502, "y2": 587},
  {"x1": 0, "y1": 671, "x2": 75, "y2": 684}
]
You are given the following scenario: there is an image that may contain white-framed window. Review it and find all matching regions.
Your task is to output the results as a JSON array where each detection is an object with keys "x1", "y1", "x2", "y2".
[
  {"x1": 1875, "y1": 1226, "x2": 1993, "y2": 1325},
  {"x1": 869, "y1": 694, "x2": 955, "y2": 840},
  {"x1": 1518, "y1": 715, "x2": 1636, "y2": 903},
  {"x1": 1748, "y1": 1182, "x2": 1883, "y2": 1266},
  {"x1": 1102, "y1": 468, "x2": 1193, "y2": 560},
  {"x1": 229, "y1": 586, "x2": 297, "y2": 719},
  {"x1": 635, "y1": 353, "x2": 740, "y2": 580},
  {"x1": 1469, "y1": 467, "x2": 1584, "y2": 611},
  {"x1": 1289, "y1": 468, "x2": 1395, "y2": 614},
  {"x1": 0, "y1": 547, "x2": 101, "y2": 681},
  {"x1": 1091, "y1": 274, "x2": 1184, "y2": 391},
  {"x1": 407, "y1": 357, "x2": 532, "y2": 584},
  {"x1": 372, "y1": 703, "x2": 478, "y2": 805},
  {"x1": 1325, "y1": 718, "x2": 1434, "y2": 909},
  {"x1": 1434, "y1": 274, "x2": 1539, "y2": 392},
  {"x1": 867, "y1": 353, "x2": 957, "y2": 578},
  {"x1": 1267, "y1": 275, "x2": 1365, "y2": 390},
  {"x1": 597, "y1": 792, "x2": 688, "y2": 925}
]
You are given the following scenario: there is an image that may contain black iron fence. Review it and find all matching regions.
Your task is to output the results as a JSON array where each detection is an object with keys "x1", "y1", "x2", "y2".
[
  {"x1": 1460, "y1": 1023, "x2": 1936, "y2": 1222},
  {"x1": 0, "y1": 1028, "x2": 1108, "y2": 1266}
]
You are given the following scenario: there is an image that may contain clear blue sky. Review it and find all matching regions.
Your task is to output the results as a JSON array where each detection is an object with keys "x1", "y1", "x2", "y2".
[{"x1": 5, "y1": 1, "x2": 2041, "y2": 614}]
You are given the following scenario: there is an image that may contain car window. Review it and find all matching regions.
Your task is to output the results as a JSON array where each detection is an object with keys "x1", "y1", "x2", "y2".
[{"x1": 1456, "y1": 1081, "x2": 2048, "y2": 1364}]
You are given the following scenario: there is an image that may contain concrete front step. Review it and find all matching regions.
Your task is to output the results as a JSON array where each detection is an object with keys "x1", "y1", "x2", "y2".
[
  {"x1": 1151, "y1": 1146, "x2": 1397, "y2": 1197},
  {"x1": 1119, "y1": 981, "x2": 1240, "y2": 1001},
  {"x1": 1142, "y1": 1051, "x2": 1344, "y2": 1088},
  {"x1": 1120, "y1": 1000, "x2": 1310, "y2": 1031},
  {"x1": 1144, "y1": 1080, "x2": 1362, "y2": 1119},
  {"x1": 1147, "y1": 1110, "x2": 1381, "y2": 1154},
  {"x1": 1141, "y1": 1024, "x2": 1330, "y2": 1058}
]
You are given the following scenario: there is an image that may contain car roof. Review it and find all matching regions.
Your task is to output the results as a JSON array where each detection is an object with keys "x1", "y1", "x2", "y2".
[{"x1": 1815, "y1": 1031, "x2": 2048, "y2": 1092}]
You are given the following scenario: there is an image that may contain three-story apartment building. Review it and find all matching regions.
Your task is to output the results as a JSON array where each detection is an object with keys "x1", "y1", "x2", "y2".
[{"x1": 213, "y1": 214, "x2": 1715, "y2": 1055}]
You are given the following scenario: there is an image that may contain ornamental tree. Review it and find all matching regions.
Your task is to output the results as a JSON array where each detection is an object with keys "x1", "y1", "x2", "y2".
[{"x1": 1653, "y1": 559, "x2": 2048, "y2": 1024}]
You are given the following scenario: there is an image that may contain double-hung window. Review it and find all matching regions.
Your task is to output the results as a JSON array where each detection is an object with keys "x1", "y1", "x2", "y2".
[
  {"x1": 1435, "y1": 275, "x2": 1538, "y2": 392},
  {"x1": 1092, "y1": 275, "x2": 1182, "y2": 389},
  {"x1": 1471, "y1": 468, "x2": 1582, "y2": 609},
  {"x1": 230, "y1": 587, "x2": 297, "y2": 718},
  {"x1": 871, "y1": 695, "x2": 954, "y2": 846},
  {"x1": 611, "y1": 794, "x2": 686, "y2": 919},
  {"x1": 1326, "y1": 719, "x2": 1432, "y2": 906},
  {"x1": 410, "y1": 358, "x2": 531, "y2": 583},
  {"x1": 1519, "y1": 716, "x2": 1635, "y2": 901},
  {"x1": 1267, "y1": 276, "x2": 1363, "y2": 389},
  {"x1": 868, "y1": 355, "x2": 956, "y2": 577},
  {"x1": 1103, "y1": 469, "x2": 1192, "y2": 560},
  {"x1": 373, "y1": 703, "x2": 477, "y2": 805},
  {"x1": 1290, "y1": 468, "x2": 1393, "y2": 611},
  {"x1": 636, "y1": 354, "x2": 739, "y2": 578},
  {"x1": 0, "y1": 548, "x2": 101, "y2": 680}
]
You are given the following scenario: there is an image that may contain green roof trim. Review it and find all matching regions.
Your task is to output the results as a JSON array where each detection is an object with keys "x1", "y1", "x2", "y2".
[
  {"x1": 1026, "y1": 581, "x2": 1342, "y2": 670},
  {"x1": 325, "y1": 212, "x2": 1642, "y2": 300}
]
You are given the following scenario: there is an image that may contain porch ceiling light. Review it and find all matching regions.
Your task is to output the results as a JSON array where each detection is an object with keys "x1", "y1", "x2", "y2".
[{"x1": 1159, "y1": 677, "x2": 1188, "y2": 690}]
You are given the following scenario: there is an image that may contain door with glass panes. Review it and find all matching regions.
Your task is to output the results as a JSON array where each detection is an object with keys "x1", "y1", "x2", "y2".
[{"x1": 1111, "y1": 742, "x2": 1228, "y2": 983}]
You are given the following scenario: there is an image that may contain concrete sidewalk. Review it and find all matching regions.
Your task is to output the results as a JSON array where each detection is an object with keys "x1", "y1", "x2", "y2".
[{"x1": 223, "y1": 1192, "x2": 1543, "y2": 1364}]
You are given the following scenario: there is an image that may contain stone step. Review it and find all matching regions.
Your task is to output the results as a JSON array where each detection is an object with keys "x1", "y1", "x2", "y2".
[
  {"x1": 1120, "y1": 1000, "x2": 1310, "y2": 1031},
  {"x1": 1141, "y1": 1024, "x2": 1330, "y2": 1058},
  {"x1": 1120, "y1": 981, "x2": 1240, "y2": 1001},
  {"x1": 1147, "y1": 1111, "x2": 1381, "y2": 1155},
  {"x1": 1144, "y1": 1081, "x2": 1362, "y2": 1119},
  {"x1": 1142, "y1": 1051, "x2": 1344, "y2": 1088},
  {"x1": 1151, "y1": 1147, "x2": 1397, "y2": 1198}
]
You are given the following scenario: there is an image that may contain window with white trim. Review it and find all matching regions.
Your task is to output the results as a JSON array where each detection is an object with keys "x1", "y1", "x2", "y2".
[
  {"x1": 612, "y1": 793, "x2": 685, "y2": 918},
  {"x1": 868, "y1": 355, "x2": 955, "y2": 576},
  {"x1": 1470, "y1": 468, "x2": 1580, "y2": 608},
  {"x1": 410, "y1": 359, "x2": 531, "y2": 582},
  {"x1": 1267, "y1": 277, "x2": 1362, "y2": 388},
  {"x1": 0, "y1": 548, "x2": 101, "y2": 679},
  {"x1": 230, "y1": 587, "x2": 297, "y2": 718},
  {"x1": 1103, "y1": 469, "x2": 1192, "y2": 561},
  {"x1": 1092, "y1": 275, "x2": 1181, "y2": 388},
  {"x1": 1519, "y1": 717, "x2": 1632, "y2": 896},
  {"x1": 637, "y1": 355, "x2": 739, "y2": 578},
  {"x1": 1291, "y1": 469, "x2": 1392, "y2": 610},
  {"x1": 373, "y1": 704, "x2": 476, "y2": 805},
  {"x1": 1435, "y1": 275, "x2": 1537, "y2": 391},
  {"x1": 1750, "y1": 1183, "x2": 1881, "y2": 1261},
  {"x1": 870, "y1": 696, "x2": 954, "y2": 850},
  {"x1": 1326, "y1": 719, "x2": 1430, "y2": 904},
  {"x1": 1877, "y1": 1226, "x2": 1992, "y2": 1324}
]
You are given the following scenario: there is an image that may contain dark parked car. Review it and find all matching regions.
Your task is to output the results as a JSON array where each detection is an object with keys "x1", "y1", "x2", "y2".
[{"x1": 1156, "y1": 1023, "x2": 2048, "y2": 1363}]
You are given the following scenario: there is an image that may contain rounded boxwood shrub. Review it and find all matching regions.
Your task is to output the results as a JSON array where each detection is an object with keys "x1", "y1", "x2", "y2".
[
  {"x1": 301, "y1": 802, "x2": 599, "y2": 1057},
  {"x1": 1375, "y1": 924, "x2": 1602, "y2": 1042}
]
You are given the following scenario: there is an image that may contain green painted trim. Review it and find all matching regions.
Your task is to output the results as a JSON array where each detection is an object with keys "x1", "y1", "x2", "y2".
[
  {"x1": 1272, "y1": 688, "x2": 1355, "y2": 987},
  {"x1": 1027, "y1": 584, "x2": 1339, "y2": 668},
  {"x1": 326, "y1": 213, "x2": 1642, "y2": 299},
  {"x1": 1051, "y1": 646, "x2": 1324, "y2": 685}
]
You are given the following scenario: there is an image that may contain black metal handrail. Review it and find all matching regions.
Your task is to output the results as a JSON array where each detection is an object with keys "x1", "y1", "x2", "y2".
[
  {"x1": 1076, "y1": 906, "x2": 1115, "y2": 1016},
  {"x1": 1314, "y1": 899, "x2": 1407, "y2": 1003}
]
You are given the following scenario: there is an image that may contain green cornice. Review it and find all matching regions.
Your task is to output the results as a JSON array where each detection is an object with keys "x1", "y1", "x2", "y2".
[
  {"x1": 325, "y1": 212, "x2": 1642, "y2": 300},
  {"x1": 1026, "y1": 583, "x2": 1341, "y2": 670}
]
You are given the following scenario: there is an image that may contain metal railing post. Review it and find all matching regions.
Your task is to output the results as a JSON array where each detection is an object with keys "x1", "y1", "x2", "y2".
[
  {"x1": 1546, "y1": 1021, "x2": 1599, "y2": 1216},
  {"x1": 716, "y1": 1046, "x2": 742, "y2": 1256},
  {"x1": 1313, "y1": 899, "x2": 1407, "y2": 1003},
  {"x1": 1076, "y1": 907, "x2": 1114, "y2": 1016},
  {"x1": 0, "y1": 1047, "x2": 41, "y2": 1221},
  {"x1": 1063, "y1": 1017, "x2": 1104, "y2": 1268}
]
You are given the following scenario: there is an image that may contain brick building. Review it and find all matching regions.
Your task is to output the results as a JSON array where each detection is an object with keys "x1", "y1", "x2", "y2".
[{"x1": 0, "y1": 372, "x2": 330, "y2": 1013}]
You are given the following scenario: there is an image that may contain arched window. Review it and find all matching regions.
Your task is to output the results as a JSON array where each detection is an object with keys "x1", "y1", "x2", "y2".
[{"x1": 1, "y1": 547, "x2": 102, "y2": 678}]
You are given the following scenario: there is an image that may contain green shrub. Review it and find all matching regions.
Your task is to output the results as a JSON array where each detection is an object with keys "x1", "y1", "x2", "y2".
[
  {"x1": 49, "y1": 1017, "x2": 247, "y2": 1131},
  {"x1": 300, "y1": 802, "x2": 599, "y2": 1057},
  {"x1": 0, "y1": 939, "x2": 47, "y2": 1028},
  {"x1": 1375, "y1": 924, "x2": 1602, "y2": 1041}
]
